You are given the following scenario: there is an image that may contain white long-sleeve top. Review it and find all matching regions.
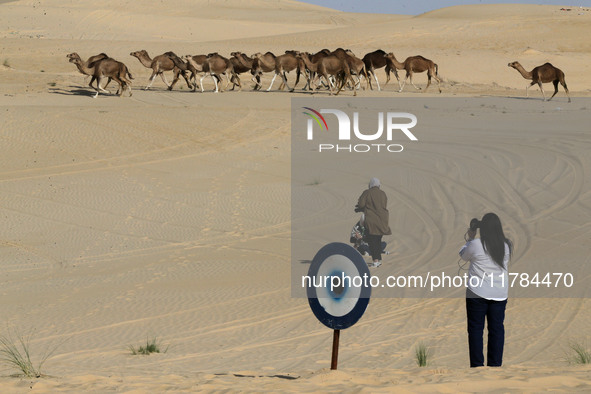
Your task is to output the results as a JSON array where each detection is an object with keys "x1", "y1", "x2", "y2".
[{"x1": 459, "y1": 238, "x2": 510, "y2": 301}]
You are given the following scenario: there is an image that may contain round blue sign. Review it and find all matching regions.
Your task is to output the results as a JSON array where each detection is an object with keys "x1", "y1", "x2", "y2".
[{"x1": 307, "y1": 242, "x2": 371, "y2": 330}]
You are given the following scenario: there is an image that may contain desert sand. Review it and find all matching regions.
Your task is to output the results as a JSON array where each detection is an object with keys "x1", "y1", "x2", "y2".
[{"x1": 1, "y1": 0, "x2": 590, "y2": 392}]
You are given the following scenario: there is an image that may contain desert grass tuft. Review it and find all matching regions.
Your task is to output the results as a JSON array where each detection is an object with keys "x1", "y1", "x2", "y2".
[
  {"x1": 0, "y1": 332, "x2": 59, "y2": 378},
  {"x1": 129, "y1": 337, "x2": 168, "y2": 355},
  {"x1": 414, "y1": 342, "x2": 431, "y2": 367},
  {"x1": 3, "y1": 59, "x2": 10, "y2": 68},
  {"x1": 566, "y1": 342, "x2": 591, "y2": 364}
]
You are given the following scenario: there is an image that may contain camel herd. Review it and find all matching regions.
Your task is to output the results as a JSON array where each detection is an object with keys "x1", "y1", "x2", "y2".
[{"x1": 66, "y1": 49, "x2": 571, "y2": 102}]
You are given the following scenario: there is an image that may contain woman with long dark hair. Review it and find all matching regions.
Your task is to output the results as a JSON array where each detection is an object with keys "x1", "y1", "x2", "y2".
[{"x1": 460, "y1": 212, "x2": 512, "y2": 367}]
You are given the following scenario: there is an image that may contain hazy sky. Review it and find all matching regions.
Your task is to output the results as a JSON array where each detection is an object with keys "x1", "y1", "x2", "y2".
[{"x1": 297, "y1": 0, "x2": 591, "y2": 15}]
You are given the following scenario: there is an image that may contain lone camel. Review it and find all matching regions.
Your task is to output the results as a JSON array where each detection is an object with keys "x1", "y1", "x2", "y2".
[
  {"x1": 508, "y1": 61, "x2": 570, "y2": 102},
  {"x1": 384, "y1": 53, "x2": 441, "y2": 93}
]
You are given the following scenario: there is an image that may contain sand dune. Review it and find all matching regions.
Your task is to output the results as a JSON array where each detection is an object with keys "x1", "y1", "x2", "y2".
[{"x1": 1, "y1": 0, "x2": 590, "y2": 392}]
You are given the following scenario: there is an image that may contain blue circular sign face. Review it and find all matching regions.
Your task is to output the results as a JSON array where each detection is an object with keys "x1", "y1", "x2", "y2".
[{"x1": 307, "y1": 242, "x2": 371, "y2": 330}]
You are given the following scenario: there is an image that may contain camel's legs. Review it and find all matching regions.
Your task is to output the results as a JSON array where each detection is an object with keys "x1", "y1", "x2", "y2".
[
  {"x1": 322, "y1": 73, "x2": 335, "y2": 95},
  {"x1": 352, "y1": 75, "x2": 361, "y2": 90},
  {"x1": 561, "y1": 80, "x2": 571, "y2": 103},
  {"x1": 434, "y1": 73, "x2": 442, "y2": 93},
  {"x1": 399, "y1": 75, "x2": 408, "y2": 92},
  {"x1": 125, "y1": 82, "x2": 132, "y2": 97},
  {"x1": 232, "y1": 73, "x2": 242, "y2": 92},
  {"x1": 409, "y1": 73, "x2": 422, "y2": 91},
  {"x1": 251, "y1": 73, "x2": 263, "y2": 90},
  {"x1": 182, "y1": 71, "x2": 193, "y2": 89},
  {"x1": 386, "y1": 67, "x2": 393, "y2": 86},
  {"x1": 371, "y1": 70, "x2": 381, "y2": 91},
  {"x1": 302, "y1": 70, "x2": 313, "y2": 91},
  {"x1": 91, "y1": 76, "x2": 109, "y2": 98},
  {"x1": 266, "y1": 73, "x2": 279, "y2": 91},
  {"x1": 199, "y1": 74, "x2": 207, "y2": 92},
  {"x1": 96, "y1": 77, "x2": 111, "y2": 94},
  {"x1": 221, "y1": 73, "x2": 232, "y2": 92},
  {"x1": 548, "y1": 80, "x2": 559, "y2": 101},
  {"x1": 169, "y1": 69, "x2": 180, "y2": 91},
  {"x1": 392, "y1": 69, "x2": 402, "y2": 91},
  {"x1": 424, "y1": 75, "x2": 431, "y2": 92},
  {"x1": 293, "y1": 69, "x2": 301, "y2": 91},
  {"x1": 536, "y1": 81, "x2": 546, "y2": 101},
  {"x1": 281, "y1": 71, "x2": 293, "y2": 92},
  {"x1": 348, "y1": 74, "x2": 358, "y2": 96},
  {"x1": 168, "y1": 70, "x2": 191, "y2": 90},
  {"x1": 90, "y1": 76, "x2": 111, "y2": 94},
  {"x1": 308, "y1": 74, "x2": 319, "y2": 93},
  {"x1": 335, "y1": 73, "x2": 355, "y2": 96},
  {"x1": 160, "y1": 72, "x2": 171, "y2": 88},
  {"x1": 362, "y1": 69, "x2": 371, "y2": 90},
  {"x1": 188, "y1": 71, "x2": 197, "y2": 91},
  {"x1": 104, "y1": 74, "x2": 125, "y2": 97},
  {"x1": 309, "y1": 71, "x2": 317, "y2": 91},
  {"x1": 145, "y1": 72, "x2": 158, "y2": 90},
  {"x1": 212, "y1": 73, "x2": 220, "y2": 93},
  {"x1": 90, "y1": 77, "x2": 111, "y2": 90}
]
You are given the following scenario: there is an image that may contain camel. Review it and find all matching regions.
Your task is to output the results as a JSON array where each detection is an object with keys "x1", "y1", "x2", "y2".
[
  {"x1": 67, "y1": 52, "x2": 112, "y2": 90},
  {"x1": 250, "y1": 52, "x2": 276, "y2": 90},
  {"x1": 197, "y1": 53, "x2": 240, "y2": 93},
  {"x1": 229, "y1": 52, "x2": 258, "y2": 90},
  {"x1": 165, "y1": 51, "x2": 204, "y2": 91},
  {"x1": 183, "y1": 54, "x2": 223, "y2": 91},
  {"x1": 301, "y1": 49, "x2": 331, "y2": 90},
  {"x1": 68, "y1": 55, "x2": 133, "y2": 98},
  {"x1": 297, "y1": 52, "x2": 357, "y2": 96},
  {"x1": 508, "y1": 61, "x2": 571, "y2": 102},
  {"x1": 230, "y1": 52, "x2": 262, "y2": 90},
  {"x1": 344, "y1": 50, "x2": 372, "y2": 90},
  {"x1": 252, "y1": 51, "x2": 301, "y2": 92},
  {"x1": 129, "y1": 50, "x2": 192, "y2": 90},
  {"x1": 183, "y1": 54, "x2": 217, "y2": 88},
  {"x1": 362, "y1": 49, "x2": 395, "y2": 91},
  {"x1": 384, "y1": 53, "x2": 441, "y2": 93},
  {"x1": 297, "y1": 51, "x2": 339, "y2": 91}
]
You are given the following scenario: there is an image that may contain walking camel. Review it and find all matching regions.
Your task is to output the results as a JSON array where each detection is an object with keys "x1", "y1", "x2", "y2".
[
  {"x1": 384, "y1": 53, "x2": 441, "y2": 93},
  {"x1": 197, "y1": 53, "x2": 240, "y2": 93},
  {"x1": 508, "y1": 61, "x2": 571, "y2": 102},
  {"x1": 344, "y1": 50, "x2": 372, "y2": 90},
  {"x1": 298, "y1": 49, "x2": 331, "y2": 90},
  {"x1": 362, "y1": 49, "x2": 395, "y2": 91},
  {"x1": 165, "y1": 51, "x2": 206, "y2": 91},
  {"x1": 252, "y1": 51, "x2": 301, "y2": 92},
  {"x1": 230, "y1": 52, "x2": 258, "y2": 90},
  {"x1": 68, "y1": 55, "x2": 133, "y2": 98},
  {"x1": 182, "y1": 54, "x2": 222, "y2": 91},
  {"x1": 130, "y1": 50, "x2": 192, "y2": 90},
  {"x1": 67, "y1": 52, "x2": 113, "y2": 90},
  {"x1": 230, "y1": 52, "x2": 262, "y2": 90},
  {"x1": 250, "y1": 52, "x2": 277, "y2": 90},
  {"x1": 297, "y1": 52, "x2": 357, "y2": 96}
]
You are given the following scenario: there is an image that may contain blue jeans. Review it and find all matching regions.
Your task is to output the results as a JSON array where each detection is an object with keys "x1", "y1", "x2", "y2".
[{"x1": 466, "y1": 289, "x2": 507, "y2": 367}]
